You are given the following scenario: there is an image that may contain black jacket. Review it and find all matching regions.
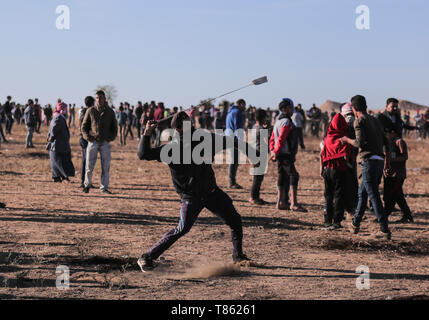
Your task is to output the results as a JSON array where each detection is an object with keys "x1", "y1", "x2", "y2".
[
  {"x1": 376, "y1": 110, "x2": 414, "y2": 138},
  {"x1": 138, "y1": 129, "x2": 256, "y2": 201}
]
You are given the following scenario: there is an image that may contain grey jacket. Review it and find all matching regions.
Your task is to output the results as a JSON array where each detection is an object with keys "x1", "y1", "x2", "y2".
[{"x1": 47, "y1": 114, "x2": 71, "y2": 153}]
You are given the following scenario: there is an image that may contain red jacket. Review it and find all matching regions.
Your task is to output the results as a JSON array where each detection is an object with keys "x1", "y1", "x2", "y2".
[{"x1": 322, "y1": 114, "x2": 350, "y2": 167}]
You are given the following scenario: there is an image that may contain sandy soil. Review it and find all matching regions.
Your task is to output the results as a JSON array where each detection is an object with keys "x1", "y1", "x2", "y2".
[{"x1": 0, "y1": 123, "x2": 428, "y2": 300}]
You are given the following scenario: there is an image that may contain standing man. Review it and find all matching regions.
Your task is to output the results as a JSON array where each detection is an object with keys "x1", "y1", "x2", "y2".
[
  {"x1": 377, "y1": 98, "x2": 415, "y2": 138},
  {"x1": 340, "y1": 95, "x2": 392, "y2": 240},
  {"x1": 383, "y1": 125, "x2": 414, "y2": 223},
  {"x1": 24, "y1": 99, "x2": 37, "y2": 148},
  {"x1": 292, "y1": 105, "x2": 305, "y2": 150},
  {"x1": 414, "y1": 109, "x2": 424, "y2": 140},
  {"x1": 423, "y1": 108, "x2": 429, "y2": 139},
  {"x1": 269, "y1": 98, "x2": 306, "y2": 212},
  {"x1": 0, "y1": 102, "x2": 7, "y2": 143},
  {"x1": 34, "y1": 98, "x2": 42, "y2": 133},
  {"x1": 81, "y1": 90, "x2": 118, "y2": 194},
  {"x1": 225, "y1": 99, "x2": 246, "y2": 189},
  {"x1": 135, "y1": 101, "x2": 144, "y2": 140},
  {"x1": 79, "y1": 96, "x2": 94, "y2": 188},
  {"x1": 125, "y1": 103, "x2": 135, "y2": 141},
  {"x1": 153, "y1": 102, "x2": 165, "y2": 147},
  {"x1": 4, "y1": 96, "x2": 13, "y2": 135}
]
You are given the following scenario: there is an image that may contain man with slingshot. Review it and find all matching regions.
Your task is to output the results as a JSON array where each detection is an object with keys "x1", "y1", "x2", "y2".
[{"x1": 136, "y1": 111, "x2": 261, "y2": 272}]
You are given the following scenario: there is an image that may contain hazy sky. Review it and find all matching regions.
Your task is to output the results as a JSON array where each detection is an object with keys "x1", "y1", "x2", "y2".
[{"x1": 1, "y1": 0, "x2": 428, "y2": 110}]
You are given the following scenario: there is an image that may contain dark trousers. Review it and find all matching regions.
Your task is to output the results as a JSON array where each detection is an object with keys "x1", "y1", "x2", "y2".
[
  {"x1": 251, "y1": 174, "x2": 265, "y2": 200},
  {"x1": 125, "y1": 123, "x2": 134, "y2": 140},
  {"x1": 384, "y1": 177, "x2": 412, "y2": 218},
  {"x1": 323, "y1": 167, "x2": 346, "y2": 224},
  {"x1": 136, "y1": 122, "x2": 142, "y2": 139},
  {"x1": 5, "y1": 115, "x2": 13, "y2": 134},
  {"x1": 147, "y1": 188, "x2": 243, "y2": 260},
  {"x1": 277, "y1": 154, "x2": 299, "y2": 203},
  {"x1": 154, "y1": 128, "x2": 162, "y2": 147},
  {"x1": 36, "y1": 118, "x2": 42, "y2": 133},
  {"x1": 353, "y1": 160, "x2": 389, "y2": 232},
  {"x1": 344, "y1": 165, "x2": 358, "y2": 214},
  {"x1": 0, "y1": 121, "x2": 6, "y2": 142},
  {"x1": 228, "y1": 148, "x2": 240, "y2": 185},
  {"x1": 297, "y1": 127, "x2": 305, "y2": 149},
  {"x1": 80, "y1": 137, "x2": 88, "y2": 184}
]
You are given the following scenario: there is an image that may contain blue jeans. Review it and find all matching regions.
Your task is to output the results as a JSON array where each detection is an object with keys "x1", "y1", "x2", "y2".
[
  {"x1": 353, "y1": 160, "x2": 389, "y2": 232},
  {"x1": 26, "y1": 126, "x2": 34, "y2": 147},
  {"x1": 146, "y1": 188, "x2": 243, "y2": 260}
]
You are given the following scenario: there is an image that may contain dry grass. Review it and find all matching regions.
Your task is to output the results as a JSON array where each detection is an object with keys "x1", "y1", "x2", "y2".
[{"x1": 1, "y1": 124, "x2": 429, "y2": 300}]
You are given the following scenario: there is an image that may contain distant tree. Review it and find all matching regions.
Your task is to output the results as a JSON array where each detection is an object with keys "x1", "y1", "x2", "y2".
[{"x1": 94, "y1": 84, "x2": 118, "y2": 106}]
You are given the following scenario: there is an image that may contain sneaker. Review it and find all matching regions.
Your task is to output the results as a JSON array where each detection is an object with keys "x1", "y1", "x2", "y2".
[
  {"x1": 137, "y1": 254, "x2": 155, "y2": 272},
  {"x1": 0, "y1": 202, "x2": 6, "y2": 209},
  {"x1": 53, "y1": 177, "x2": 62, "y2": 183},
  {"x1": 233, "y1": 253, "x2": 251, "y2": 263},
  {"x1": 229, "y1": 184, "x2": 243, "y2": 190},
  {"x1": 83, "y1": 186, "x2": 90, "y2": 194},
  {"x1": 374, "y1": 230, "x2": 392, "y2": 240},
  {"x1": 101, "y1": 189, "x2": 112, "y2": 194},
  {"x1": 349, "y1": 221, "x2": 360, "y2": 234}
]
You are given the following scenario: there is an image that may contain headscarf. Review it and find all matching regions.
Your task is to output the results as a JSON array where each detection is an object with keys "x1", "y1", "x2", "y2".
[
  {"x1": 322, "y1": 113, "x2": 350, "y2": 163},
  {"x1": 55, "y1": 102, "x2": 68, "y2": 116}
]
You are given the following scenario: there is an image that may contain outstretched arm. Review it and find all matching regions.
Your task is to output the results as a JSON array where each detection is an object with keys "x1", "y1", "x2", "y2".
[{"x1": 137, "y1": 120, "x2": 162, "y2": 161}]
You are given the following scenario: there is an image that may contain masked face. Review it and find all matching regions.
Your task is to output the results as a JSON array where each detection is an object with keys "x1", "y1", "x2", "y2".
[{"x1": 345, "y1": 114, "x2": 355, "y2": 126}]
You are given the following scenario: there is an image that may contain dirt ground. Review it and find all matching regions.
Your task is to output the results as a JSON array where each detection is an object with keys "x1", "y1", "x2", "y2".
[{"x1": 0, "y1": 123, "x2": 428, "y2": 300}]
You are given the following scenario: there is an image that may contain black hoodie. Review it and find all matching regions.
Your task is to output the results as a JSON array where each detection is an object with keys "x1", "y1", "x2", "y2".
[{"x1": 138, "y1": 128, "x2": 256, "y2": 201}]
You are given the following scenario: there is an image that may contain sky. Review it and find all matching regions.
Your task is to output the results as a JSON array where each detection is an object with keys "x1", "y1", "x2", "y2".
[{"x1": 0, "y1": 0, "x2": 428, "y2": 110}]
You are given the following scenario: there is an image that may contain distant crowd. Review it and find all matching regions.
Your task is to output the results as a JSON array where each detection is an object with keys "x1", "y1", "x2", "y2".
[{"x1": 0, "y1": 93, "x2": 426, "y2": 253}]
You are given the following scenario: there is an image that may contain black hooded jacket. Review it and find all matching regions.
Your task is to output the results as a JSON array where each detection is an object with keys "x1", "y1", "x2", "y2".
[{"x1": 138, "y1": 128, "x2": 257, "y2": 201}]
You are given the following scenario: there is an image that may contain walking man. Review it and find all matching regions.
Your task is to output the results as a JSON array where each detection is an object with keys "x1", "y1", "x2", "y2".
[
  {"x1": 340, "y1": 95, "x2": 392, "y2": 240},
  {"x1": 81, "y1": 91, "x2": 118, "y2": 194}
]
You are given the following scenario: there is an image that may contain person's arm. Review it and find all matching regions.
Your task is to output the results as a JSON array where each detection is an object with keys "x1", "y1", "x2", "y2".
[
  {"x1": 81, "y1": 109, "x2": 93, "y2": 142},
  {"x1": 391, "y1": 139, "x2": 408, "y2": 163},
  {"x1": 273, "y1": 123, "x2": 291, "y2": 156},
  {"x1": 137, "y1": 121, "x2": 162, "y2": 161},
  {"x1": 340, "y1": 119, "x2": 361, "y2": 148},
  {"x1": 49, "y1": 116, "x2": 61, "y2": 141},
  {"x1": 110, "y1": 111, "x2": 118, "y2": 141},
  {"x1": 319, "y1": 149, "x2": 324, "y2": 178}
]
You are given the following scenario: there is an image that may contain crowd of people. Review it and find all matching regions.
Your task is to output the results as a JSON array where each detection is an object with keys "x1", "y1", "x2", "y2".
[{"x1": 0, "y1": 93, "x2": 426, "y2": 269}]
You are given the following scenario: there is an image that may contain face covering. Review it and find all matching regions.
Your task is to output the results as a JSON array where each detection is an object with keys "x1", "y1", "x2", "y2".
[{"x1": 345, "y1": 114, "x2": 355, "y2": 126}]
